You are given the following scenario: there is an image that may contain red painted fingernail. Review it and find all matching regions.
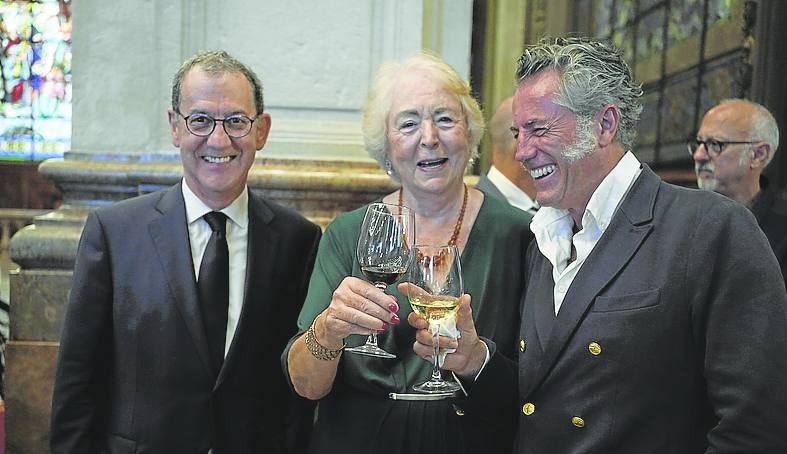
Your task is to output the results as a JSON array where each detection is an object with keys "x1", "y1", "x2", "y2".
[
  {"x1": 381, "y1": 322, "x2": 390, "y2": 331},
  {"x1": 389, "y1": 303, "x2": 399, "y2": 312},
  {"x1": 391, "y1": 314, "x2": 400, "y2": 325}
]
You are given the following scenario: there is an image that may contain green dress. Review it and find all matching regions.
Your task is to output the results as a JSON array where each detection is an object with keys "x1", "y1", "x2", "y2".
[{"x1": 283, "y1": 195, "x2": 533, "y2": 454}]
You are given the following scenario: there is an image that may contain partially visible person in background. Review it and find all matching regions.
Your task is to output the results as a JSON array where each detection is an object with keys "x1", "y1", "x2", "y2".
[
  {"x1": 691, "y1": 98, "x2": 786, "y2": 281},
  {"x1": 475, "y1": 96, "x2": 538, "y2": 215},
  {"x1": 284, "y1": 51, "x2": 532, "y2": 454}
]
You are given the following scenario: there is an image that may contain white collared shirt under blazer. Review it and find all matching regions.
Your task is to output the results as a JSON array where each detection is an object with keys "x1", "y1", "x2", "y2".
[
  {"x1": 183, "y1": 180, "x2": 248, "y2": 357},
  {"x1": 530, "y1": 151, "x2": 642, "y2": 315}
]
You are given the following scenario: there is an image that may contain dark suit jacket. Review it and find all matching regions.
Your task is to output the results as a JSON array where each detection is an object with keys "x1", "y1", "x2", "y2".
[
  {"x1": 750, "y1": 178, "x2": 787, "y2": 283},
  {"x1": 465, "y1": 166, "x2": 787, "y2": 453},
  {"x1": 474, "y1": 173, "x2": 506, "y2": 201},
  {"x1": 51, "y1": 183, "x2": 321, "y2": 454}
]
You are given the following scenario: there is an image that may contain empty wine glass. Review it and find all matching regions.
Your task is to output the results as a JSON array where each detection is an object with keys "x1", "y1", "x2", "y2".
[
  {"x1": 347, "y1": 202, "x2": 415, "y2": 358},
  {"x1": 405, "y1": 244, "x2": 463, "y2": 393}
]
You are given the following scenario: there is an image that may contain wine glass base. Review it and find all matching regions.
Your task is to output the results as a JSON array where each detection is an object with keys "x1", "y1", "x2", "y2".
[
  {"x1": 413, "y1": 379, "x2": 462, "y2": 394},
  {"x1": 345, "y1": 344, "x2": 396, "y2": 359},
  {"x1": 389, "y1": 391, "x2": 456, "y2": 401}
]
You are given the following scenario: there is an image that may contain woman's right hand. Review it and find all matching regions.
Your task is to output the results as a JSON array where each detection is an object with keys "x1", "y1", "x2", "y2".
[
  {"x1": 289, "y1": 276, "x2": 401, "y2": 400},
  {"x1": 315, "y1": 276, "x2": 401, "y2": 348}
]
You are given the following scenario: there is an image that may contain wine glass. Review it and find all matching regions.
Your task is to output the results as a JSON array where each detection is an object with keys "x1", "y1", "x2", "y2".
[
  {"x1": 405, "y1": 244, "x2": 463, "y2": 394},
  {"x1": 347, "y1": 202, "x2": 415, "y2": 358}
]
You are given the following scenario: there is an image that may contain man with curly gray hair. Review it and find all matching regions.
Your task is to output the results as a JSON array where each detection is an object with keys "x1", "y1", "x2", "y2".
[{"x1": 408, "y1": 36, "x2": 787, "y2": 453}]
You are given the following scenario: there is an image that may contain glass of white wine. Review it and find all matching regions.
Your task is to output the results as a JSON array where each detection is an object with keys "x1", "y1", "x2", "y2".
[
  {"x1": 348, "y1": 202, "x2": 415, "y2": 359},
  {"x1": 405, "y1": 244, "x2": 463, "y2": 394}
]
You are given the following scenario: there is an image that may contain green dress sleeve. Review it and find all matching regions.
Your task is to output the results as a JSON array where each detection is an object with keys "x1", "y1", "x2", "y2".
[{"x1": 295, "y1": 206, "x2": 365, "y2": 333}]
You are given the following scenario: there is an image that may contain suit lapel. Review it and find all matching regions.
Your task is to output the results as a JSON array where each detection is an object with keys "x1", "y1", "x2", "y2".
[
  {"x1": 215, "y1": 191, "x2": 279, "y2": 388},
  {"x1": 477, "y1": 174, "x2": 506, "y2": 201},
  {"x1": 148, "y1": 183, "x2": 213, "y2": 378},
  {"x1": 531, "y1": 261, "x2": 556, "y2": 353},
  {"x1": 523, "y1": 166, "x2": 660, "y2": 397},
  {"x1": 518, "y1": 259, "x2": 552, "y2": 393}
]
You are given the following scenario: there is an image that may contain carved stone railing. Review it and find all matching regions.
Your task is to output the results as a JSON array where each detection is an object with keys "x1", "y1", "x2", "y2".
[{"x1": 0, "y1": 209, "x2": 49, "y2": 251}]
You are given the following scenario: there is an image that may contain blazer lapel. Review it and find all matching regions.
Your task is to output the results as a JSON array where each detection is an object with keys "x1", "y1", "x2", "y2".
[
  {"x1": 215, "y1": 191, "x2": 279, "y2": 389},
  {"x1": 148, "y1": 183, "x2": 214, "y2": 379},
  {"x1": 518, "y1": 259, "x2": 553, "y2": 393},
  {"x1": 477, "y1": 174, "x2": 506, "y2": 200},
  {"x1": 531, "y1": 261, "x2": 556, "y2": 353},
  {"x1": 523, "y1": 166, "x2": 660, "y2": 397}
]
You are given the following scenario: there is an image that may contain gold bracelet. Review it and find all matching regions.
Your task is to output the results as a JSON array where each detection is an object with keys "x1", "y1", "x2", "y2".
[{"x1": 305, "y1": 317, "x2": 345, "y2": 361}]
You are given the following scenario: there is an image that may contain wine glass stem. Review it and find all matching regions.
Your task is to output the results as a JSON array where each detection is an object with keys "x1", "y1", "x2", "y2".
[
  {"x1": 366, "y1": 282, "x2": 389, "y2": 347},
  {"x1": 430, "y1": 325, "x2": 442, "y2": 382}
]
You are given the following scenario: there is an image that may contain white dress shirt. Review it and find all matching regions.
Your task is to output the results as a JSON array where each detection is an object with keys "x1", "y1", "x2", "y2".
[
  {"x1": 182, "y1": 180, "x2": 249, "y2": 357},
  {"x1": 487, "y1": 165, "x2": 539, "y2": 214},
  {"x1": 530, "y1": 151, "x2": 642, "y2": 315}
]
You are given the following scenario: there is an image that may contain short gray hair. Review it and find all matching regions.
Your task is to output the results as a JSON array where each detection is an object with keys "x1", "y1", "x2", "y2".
[
  {"x1": 719, "y1": 98, "x2": 780, "y2": 167},
  {"x1": 361, "y1": 51, "x2": 485, "y2": 177},
  {"x1": 516, "y1": 36, "x2": 643, "y2": 151},
  {"x1": 171, "y1": 50, "x2": 264, "y2": 115}
]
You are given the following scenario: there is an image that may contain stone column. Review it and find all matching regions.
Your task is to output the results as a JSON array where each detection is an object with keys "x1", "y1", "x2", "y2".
[
  {"x1": 6, "y1": 0, "x2": 473, "y2": 451},
  {"x1": 477, "y1": 0, "x2": 528, "y2": 172}
]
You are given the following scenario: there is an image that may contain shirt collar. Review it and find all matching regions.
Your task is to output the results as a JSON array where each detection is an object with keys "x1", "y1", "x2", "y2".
[
  {"x1": 487, "y1": 165, "x2": 539, "y2": 212},
  {"x1": 583, "y1": 151, "x2": 641, "y2": 233},
  {"x1": 531, "y1": 151, "x2": 642, "y2": 242},
  {"x1": 181, "y1": 178, "x2": 249, "y2": 229}
]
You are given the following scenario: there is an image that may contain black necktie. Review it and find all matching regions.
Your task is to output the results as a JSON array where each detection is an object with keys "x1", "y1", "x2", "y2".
[{"x1": 198, "y1": 211, "x2": 229, "y2": 378}]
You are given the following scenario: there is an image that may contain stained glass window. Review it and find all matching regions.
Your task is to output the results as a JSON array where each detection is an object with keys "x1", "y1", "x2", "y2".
[
  {"x1": 0, "y1": 0, "x2": 71, "y2": 161},
  {"x1": 567, "y1": 0, "x2": 747, "y2": 177}
]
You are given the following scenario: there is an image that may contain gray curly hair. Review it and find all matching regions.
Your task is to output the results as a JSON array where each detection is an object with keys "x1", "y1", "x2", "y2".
[
  {"x1": 172, "y1": 50, "x2": 264, "y2": 116},
  {"x1": 361, "y1": 51, "x2": 485, "y2": 179},
  {"x1": 516, "y1": 37, "x2": 643, "y2": 151}
]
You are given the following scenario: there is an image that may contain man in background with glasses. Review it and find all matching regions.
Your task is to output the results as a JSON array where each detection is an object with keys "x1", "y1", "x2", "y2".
[
  {"x1": 50, "y1": 51, "x2": 321, "y2": 453},
  {"x1": 690, "y1": 98, "x2": 786, "y2": 279}
]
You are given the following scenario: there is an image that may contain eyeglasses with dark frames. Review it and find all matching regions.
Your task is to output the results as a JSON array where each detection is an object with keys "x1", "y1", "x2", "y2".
[
  {"x1": 686, "y1": 138, "x2": 760, "y2": 158},
  {"x1": 176, "y1": 110, "x2": 258, "y2": 138}
]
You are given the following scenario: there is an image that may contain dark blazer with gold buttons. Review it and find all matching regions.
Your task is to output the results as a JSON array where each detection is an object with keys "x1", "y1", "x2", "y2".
[
  {"x1": 464, "y1": 165, "x2": 787, "y2": 453},
  {"x1": 50, "y1": 182, "x2": 321, "y2": 454}
]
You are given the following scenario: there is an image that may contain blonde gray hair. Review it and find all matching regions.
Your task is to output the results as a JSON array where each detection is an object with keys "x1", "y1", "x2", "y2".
[{"x1": 361, "y1": 51, "x2": 484, "y2": 178}]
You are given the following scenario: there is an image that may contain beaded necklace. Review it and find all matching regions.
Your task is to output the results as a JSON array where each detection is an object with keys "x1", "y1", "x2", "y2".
[{"x1": 399, "y1": 184, "x2": 468, "y2": 253}]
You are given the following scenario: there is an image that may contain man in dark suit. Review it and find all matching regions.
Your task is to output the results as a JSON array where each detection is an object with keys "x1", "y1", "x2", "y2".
[
  {"x1": 50, "y1": 51, "x2": 321, "y2": 453},
  {"x1": 691, "y1": 99, "x2": 787, "y2": 281},
  {"x1": 475, "y1": 96, "x2": 538, "y2": 216},
  {"x1": 409, "y1": 37, "x2": 787, "y2": 453}
]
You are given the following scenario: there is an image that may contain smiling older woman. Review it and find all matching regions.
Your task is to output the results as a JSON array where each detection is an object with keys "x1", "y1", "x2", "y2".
[{"x1": 282, "y1": 52, "x2": 533, "y2": 454}]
